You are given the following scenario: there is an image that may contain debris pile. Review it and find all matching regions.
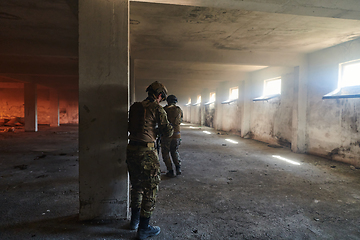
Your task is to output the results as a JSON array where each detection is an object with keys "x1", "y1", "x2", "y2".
[{"x1": 0, "y1": 117, "x2": 24, "y2": 132}]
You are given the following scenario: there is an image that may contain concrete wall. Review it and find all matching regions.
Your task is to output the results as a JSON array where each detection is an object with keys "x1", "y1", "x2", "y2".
[
  {"x1": 250, "y1": 67, "x2": 294, "y2": 146},
  {"x1": 184, "y1": 105, "x2": 191, "y2": 122},
  {"x1": 0, "y1": 87, "x2": 78, "y2": 125},
  {"x1": 0, "y1": 88, "x2": 24, "y2": 119},
  {"x1": 202, "y1": 67, "x2": 294, "y2": 142},
  {"x1": 191, "y1": 105, "x2": 201, "y2": 125},
  {"x1": 214, "y1": 81, "x2": 232, "y2": 131},
  {"x1": 204, "y1": 103, "x2": 215, "y2": 128},
  {"x1": 37, "y1": 89, "x2": 50, "y2": 124},
  {"x1": 59, "y1": 89, "x2": 79, "y2": 124},
  {"x1": 181, "y1": 39, "x2": 360, "y2": 167},
  {"x1": 220, "y1": 100, "x2": 241, "y2": 133},
  {"x1": 307, "y1": 38, "x2": 360, "y2": 166}
]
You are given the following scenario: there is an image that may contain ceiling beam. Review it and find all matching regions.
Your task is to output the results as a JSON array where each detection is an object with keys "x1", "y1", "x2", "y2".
[
  {"x1": 135, "y1": 68, "x2": 250, "y2": 82},
  {"x1": 131, "y1": 48, "x2": 304, "y2": 67},
  {"x1": 0, "y1": 55, "x2": 78, "y2": 76},
  {"x1": 131, "y1": 0, "x2": 360, "y2": 20},
  {"x1": 2, "y1": 74, "x2": 78, "y2": 90}
]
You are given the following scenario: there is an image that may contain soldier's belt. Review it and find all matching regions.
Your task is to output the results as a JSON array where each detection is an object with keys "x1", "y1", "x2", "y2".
[{"x1": 129, "y1": 140, "x2": 155, "y2": 148}]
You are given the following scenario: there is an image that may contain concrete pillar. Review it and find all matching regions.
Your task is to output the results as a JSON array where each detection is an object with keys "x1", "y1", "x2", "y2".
[
  {"x1": 185, "y1": 104, "x2": 191, "y2": 123},
  {"x1": 49, "y1": 89, "x2": 59, "y2": 127},
  {"x1": 214, "y1": 81, "x2": 228, "y2": 130},
  {"x1": 130, "y1": 57, "x2": 135, "y2": 104},
  {"x1": 190, "y1": 93, "x2": 195, "y2": 124},
  {"x1": 240, "y1": 79, "x2": 251, "y2": 138},
  {"x1": 79, "y1": 0, "x2": 129, "y2": 220},
  {"x1": 200, "y1": 88, "x2": 209, "y2": 126},
  {"x1": 292, "y1": 61, "x2": 308, "y2": 153},
  {"x1": 24, "y1": 83, "x2": 38, "y2": 132}
]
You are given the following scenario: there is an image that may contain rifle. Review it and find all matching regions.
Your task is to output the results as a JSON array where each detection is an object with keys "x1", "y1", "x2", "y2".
[
  {"x1": 156, "y1": 134, "x2": 161, "y2": 155},
  {"x1": 155, "y1": 125, "x2": 161, "y2": 154}
]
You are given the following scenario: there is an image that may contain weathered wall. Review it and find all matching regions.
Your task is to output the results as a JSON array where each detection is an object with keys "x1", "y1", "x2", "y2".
[
  {"x1": 182, "y1": 39, "x2": 360, "y2": 167},
  {"x1": 59, "y1": 89, "x2": 79, "y2": 124},
  {"x1": 0, "y1": 87, "x2": 78, "y2": 125},
  {"x1": 221, "y1": 101, "x2": 241, "y2": 133},
  {"x1": 184, "y1": 105, "x2": 191, "y2": 122},
  {"x1": 307, "y1": 38, "x2": 360, "y2": 166},
  {"x1": 37, "y1": 89, "x2": 51, "y2": 124},
  {"x1": 191, "y1": 105, "x2": 201, "y2": 125},
  {"x1": 0, "y1": 88, "x2": 24, "y2": 119},
  {"x1": 214, "y1": 81, "x2": 241, "y2": 132},
  {"x1": 204, "y1": 103, "x2": 215, "y2": 128},
  {"x1": 250, "y1": 67, "x2": 294, "y2": 146}
]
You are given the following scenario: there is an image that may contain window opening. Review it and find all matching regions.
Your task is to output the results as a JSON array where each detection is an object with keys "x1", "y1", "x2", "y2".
[
  {"x1": 323, "y1": 59, "x2": 360, "y2": 99},
  {"x1": 229, "y1": 87, "x2": 239, "y2": 100},
  {"x1": 264, "y1": 78, "x2": 281, "y2": 96},
  {"x1": 196, "y1": 95, "x2": 201, "y2": 104},
  {"x1": 222, "y1": 87, "x2": 238, "y2": 104},
  {"x1": 205, "y1": 92, "x2": 216, "y2": 105},
  {"x1": 253, "y1": 77, "x2": 281, "y2": 101},
  {"x1": 209, "y1": 92, "x2": 215, "y2": 102},
  {"x1": 339, "y1": 60, "x2": 360, "y2": 88}
]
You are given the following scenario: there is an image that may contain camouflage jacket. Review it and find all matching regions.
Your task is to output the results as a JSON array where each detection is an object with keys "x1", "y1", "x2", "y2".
[
  {"x1": 164, "y1": 104, "x2": 183, "y2": 138},
  {"x1": 128, "y1": 98, "x2": 173, "y2": 143}
]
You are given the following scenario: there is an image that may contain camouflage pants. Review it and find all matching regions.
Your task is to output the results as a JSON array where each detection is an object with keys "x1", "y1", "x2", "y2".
[
  {"x1": 161, "y1": 138, "x2": 181, "y2": 171},
  {"x1": 126, "y1": 145, "x2": 161, "y2": 218}
]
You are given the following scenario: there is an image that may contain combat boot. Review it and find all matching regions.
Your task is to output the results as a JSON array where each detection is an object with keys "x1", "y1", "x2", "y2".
[
  {"x1": 176, "y1": 165, "x2": 181, "y2": 175},
  {"x1": 166, "y1": 170, "x2": 176, "y2": 178},
  {"x1": 129, "y1": 208, "x2": 140, "y2": 230},
  {"x1": 137, "y1": 217, "x2": 161, "y2": 240}
]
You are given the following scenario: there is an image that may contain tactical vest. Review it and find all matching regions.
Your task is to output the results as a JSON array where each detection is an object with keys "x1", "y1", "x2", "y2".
[
  {"x1": 128, "y1": 102, "x2": 146, "y2": 133},
  {"x1": 164, "y1": 104, "x2": 182, "y2": 138},
  {"x1": 128, "y1": 100, "x2": 173, "y2": 143}
]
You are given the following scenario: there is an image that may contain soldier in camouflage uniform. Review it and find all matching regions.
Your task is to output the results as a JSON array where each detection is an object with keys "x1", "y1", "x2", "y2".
[
  {"x1": 127, "y1": 81, "x2": 173, "y2": 240},
  {"x1": 161, "y1": 95, "x2": 184, "y2": 178}
]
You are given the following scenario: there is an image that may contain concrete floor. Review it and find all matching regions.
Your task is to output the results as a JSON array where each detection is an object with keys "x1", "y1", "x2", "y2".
[{"x1": 0, "y1": 124, "x2": 359, "y2": 239}]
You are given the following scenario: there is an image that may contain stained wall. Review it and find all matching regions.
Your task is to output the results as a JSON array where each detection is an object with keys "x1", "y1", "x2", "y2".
[
  {"x1": 184, "y1": 38, "x2": 360, "y2": 166},
  {"x1": 307, "y1": 38, "x2": 360, "y2": 166},
  {"x1": 0, "y1": 87, "x2": 24, "y2": 119},
  {"x1": 0, "y1": 86, "x2": 78, "y2": 125},
  {"x1": 204, "y1": 103, "x2": 215, "y2": 128},
  {"x1": 250, "y1": 67, "x2": 294, "y2": 146}
]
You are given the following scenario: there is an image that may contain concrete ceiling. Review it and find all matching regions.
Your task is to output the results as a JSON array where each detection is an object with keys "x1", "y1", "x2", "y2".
[
  {"x1": 132, "y1": 0, "x2": 360, "y2": 21},
  {"x1": 131, "y1": 2, "x2": 360, "y2": 53},
  {"x1": 1, "y1": 0, "x2": 360, "y2": 103},
  {"x1": 0, "y1": 0, "x2": 78, "y2": 89}
]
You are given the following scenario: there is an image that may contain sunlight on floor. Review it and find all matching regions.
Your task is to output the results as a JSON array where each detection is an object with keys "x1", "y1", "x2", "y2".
[
  {"x1": 272, "y1": 155, "x2": 301, "y2": 165},
  {"x1": 225, "y1": 139, "x2": 238, "y2": 144}
]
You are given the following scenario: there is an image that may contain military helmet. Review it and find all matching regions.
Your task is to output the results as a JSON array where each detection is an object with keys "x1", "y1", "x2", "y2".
[
  {"x1": 146, "y1": 81, "x2": 168, "y2": 101},
  {"x1": 167, "y1": 94, "x2": 177, "y2": 104}
]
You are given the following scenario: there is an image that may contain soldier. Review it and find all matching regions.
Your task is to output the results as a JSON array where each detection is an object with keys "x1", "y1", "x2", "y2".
[
  {"x1": 161, "y1": 94, "x2": 184, "y2": 178},
  {"x1": 127, "y1": 81, "x2": 173, "y2": 240}
]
